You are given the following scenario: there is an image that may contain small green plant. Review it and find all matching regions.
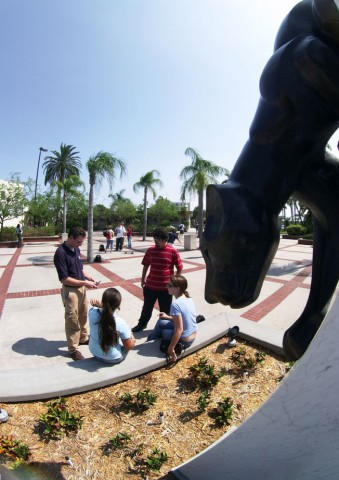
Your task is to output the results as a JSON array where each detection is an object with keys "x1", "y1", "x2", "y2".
[
  {"x1": 102, "y1": 432, "x2": 131, "y2": 455},
  {"x1": 231, "y1": 348, "x2": 266, "y2": 372},
  {"x1": 38, "y1": 397, "x2": 83, "y2": 438},
  {"x1": 118, "y1": 389, "x2": 157, "y2": 413},
  {"x1": 214, "y1": 397, "x2": 233, "y2": 426},
  {"x1": 136, "y1": 389, "x2": 157, "y2": 408},
  {"x1": 188, "y1": 357, "x2": 223, "y2": 390},
  {"x1": 196, "y1": 391, "x2": 211, "y2": 412},
  {"x1": 0, "y1": 435, "x2": 31, "y2": 460},
  {"x1": 145, "y1": 447, "x2": 168, "y2": 471}
]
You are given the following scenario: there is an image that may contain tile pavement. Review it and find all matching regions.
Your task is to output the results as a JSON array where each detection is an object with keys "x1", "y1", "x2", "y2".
[{"x1": 0, "y1": 231, "x2": 314, "y2": 401}]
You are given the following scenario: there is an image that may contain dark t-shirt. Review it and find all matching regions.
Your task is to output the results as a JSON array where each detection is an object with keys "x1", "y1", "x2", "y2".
[
  {"x1": 168, "y1": 232, "x2": 178, "y2": 243},
  {"x1": 54, "y1": 242, "x2": 85, "y2": 282}
]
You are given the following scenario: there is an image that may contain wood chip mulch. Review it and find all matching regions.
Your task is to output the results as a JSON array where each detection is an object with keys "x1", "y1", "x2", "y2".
[{"x1": 0, "y1": 337, "x2": 290, "y2": 480}]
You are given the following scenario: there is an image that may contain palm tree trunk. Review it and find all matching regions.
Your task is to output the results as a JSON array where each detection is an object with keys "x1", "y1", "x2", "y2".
[
  {"x1": 62, "y1": 191, "x2": 67, "y2": 234},
  {"x1": 143, "y1": 187, "x2": 148, "y2": 241},
  {"x1": 198, "y1": 189, "x2": 204, "y2": 242},
  {"x1": 87, "y1": 183, "x2": 94, "y2": 262}
]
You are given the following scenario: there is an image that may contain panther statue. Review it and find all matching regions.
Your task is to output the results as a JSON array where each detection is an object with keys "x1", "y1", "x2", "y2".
[{"x1": 201, "y1": 0, "x2": 339, "y2": 360}]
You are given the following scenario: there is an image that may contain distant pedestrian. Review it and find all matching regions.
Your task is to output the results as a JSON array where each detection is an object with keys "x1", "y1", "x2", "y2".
[
  {"x1": 127, "y1": 225, "x2": 133, "y2": 249},
  {"x1": 106, "y1": 226, "x2": 114, "y2": 252},
  {"x1": 167, "y1": 228, "x2": 181, "y2": 247},
  {"x1": 178, "y1": 223, "x2": 185, "y2": 235},
  {"x1": 53, "y1": 227, "x2": 99, "y2": 361},
  {"x1": 89, "y1": 288, "x2": 135, "y2": 363},
  {"x1": 16, "y1": 224, "x2": 23, "y2": 248},
  {"x1": 115, "y1": 222, "x2": 126, "y2": 251},
  {"x1": 132, "y1": 227, "x2": 183, "y2": 333}
]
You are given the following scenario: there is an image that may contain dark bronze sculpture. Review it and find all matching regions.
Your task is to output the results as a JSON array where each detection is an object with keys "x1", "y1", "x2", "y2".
[{"x1": 202, "y1": 0, "x2": 339, "y2": 360}]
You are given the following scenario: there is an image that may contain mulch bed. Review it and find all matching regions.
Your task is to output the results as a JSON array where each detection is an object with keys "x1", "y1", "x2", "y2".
[{"x1": 0, "y1": 337, "x2": 289, "y2": 479}]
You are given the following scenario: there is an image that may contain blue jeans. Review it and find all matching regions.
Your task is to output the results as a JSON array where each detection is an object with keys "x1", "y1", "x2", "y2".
[
  {"x1": 147, "y1": 319, "x2": 194, "y2": 348},
  {"x1": 127, "y1": 236, "x2": 132, "y2": 248},
  {"x1": 106, "y1": 239, "x2": 113, "y2": 250}
]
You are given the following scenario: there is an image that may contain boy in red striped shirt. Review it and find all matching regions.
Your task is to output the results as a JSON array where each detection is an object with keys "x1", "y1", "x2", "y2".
[{"x1": 132, "y1": 227, "x2": 183, "y2": 332}]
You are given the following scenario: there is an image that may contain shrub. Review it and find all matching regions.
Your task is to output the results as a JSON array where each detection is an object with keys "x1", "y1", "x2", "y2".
[
  {"x1": 286, "y1": 224, "x2": 307, "y2": 236},
  {"x1": 188, "y1": 357, "x2": 223, "y2": 390},
  {"x1": 0, "y1": 435, "x2": 31, "y2": 461},
  {"x1": 37, "y1": 397, "x2": 83, "y2": 438}
]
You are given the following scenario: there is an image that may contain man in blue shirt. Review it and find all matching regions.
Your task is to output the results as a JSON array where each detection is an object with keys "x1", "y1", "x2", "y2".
[{"x1": 54, "y1": 227, "x2": 99, "y2": 361}]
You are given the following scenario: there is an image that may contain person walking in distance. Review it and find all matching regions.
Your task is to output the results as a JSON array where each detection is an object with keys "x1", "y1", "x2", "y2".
[
  {"x1": 115, "y1": 221, "x2": 126, "y2": 251},
  {"x1": 16, "y1": 224, "x2": 23, "y2": 248},
  {"x1": 132, "y1": 227, "x2": 183, "y2": 333},
  {"x1": 127, "y1": 225, "x2": 133, "y2": 249},
  {"x1": 106, "y1": 225, "x2": 114, "y2": 252},
  {"x1": 54, "y1": 227, "x2": 100, "y2": 361}
]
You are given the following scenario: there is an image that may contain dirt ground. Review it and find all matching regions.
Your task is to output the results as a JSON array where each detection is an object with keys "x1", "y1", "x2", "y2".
[{"x1": 0, "y1": 337, "x2": 289, "y2": 480}]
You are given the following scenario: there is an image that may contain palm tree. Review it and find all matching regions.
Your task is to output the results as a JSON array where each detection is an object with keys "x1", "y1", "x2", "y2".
[
  {"x1": 133, "y1": 170, "x2": 163, "y2": 240},
  {"x1": 86, "y1": 151, "x2": 127, "y2": 262},
  {"x1": 108, "y1": 189, "x2": 126, "y2": 203},
  {"x1": 42, "y1": 144, "x2": 82, "y2": 234},
  {"x1": 51, "y1": 176, "x2": 85, "y2": 233},
  {"x1": 180, "y1": 147, "x2": 229, "y2": 240}
]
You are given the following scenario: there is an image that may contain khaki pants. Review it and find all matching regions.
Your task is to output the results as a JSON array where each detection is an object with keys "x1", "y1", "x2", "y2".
[{"x1": 61, "y1": 285, "x2": 89, "y2": 353}]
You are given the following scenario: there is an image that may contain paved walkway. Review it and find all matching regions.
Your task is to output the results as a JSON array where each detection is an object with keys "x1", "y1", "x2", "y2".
[{"x1": 0, "y1": 231, "x2": 313, "y2": 402}]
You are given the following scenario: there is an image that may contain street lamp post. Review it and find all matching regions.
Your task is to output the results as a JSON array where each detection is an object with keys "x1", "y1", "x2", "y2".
[{"x1": 34, "y1": 147, "x2": 48, "y2": 226}]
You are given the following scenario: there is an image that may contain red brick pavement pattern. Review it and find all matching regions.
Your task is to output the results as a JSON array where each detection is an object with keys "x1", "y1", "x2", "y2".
[
  {"x1": 242, "y1": 265, "x2": 311, "y2": 322},
  {"x1": 0, "y1": 246, "x2": 312, "y2": 324}
]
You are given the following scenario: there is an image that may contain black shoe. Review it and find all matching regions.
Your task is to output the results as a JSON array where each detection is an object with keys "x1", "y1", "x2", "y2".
[
  {"x1": 79, "y1": 338, "x2": 89, "y2": 346},
  {"x1": 174, "y1": 342, "x2": 184, "y2": 356},
  {"x1": 132, "y1": 323, "x2": 147, "y2": 333},
  {"x1": 196, "y1": 314, "x2": 205, "y2": 323}
]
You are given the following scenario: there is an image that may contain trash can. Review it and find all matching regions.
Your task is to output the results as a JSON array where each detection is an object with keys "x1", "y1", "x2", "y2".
[{"x1": 184, "y1": 233, "x2": 197, "y2": 250}]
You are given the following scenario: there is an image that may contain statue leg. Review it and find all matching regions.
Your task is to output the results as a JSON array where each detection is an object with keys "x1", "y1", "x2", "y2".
[{"x1": 283, "y1": 155, "x2": 339, "y2": 360}]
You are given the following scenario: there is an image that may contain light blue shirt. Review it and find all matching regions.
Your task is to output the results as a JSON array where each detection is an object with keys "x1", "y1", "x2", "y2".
[
  {"x1": 170, "y1": 296, "x2": 197, "y2": 338},
  {"x1": 89, "y1": 307, "x2": 131, "y2": 362}
]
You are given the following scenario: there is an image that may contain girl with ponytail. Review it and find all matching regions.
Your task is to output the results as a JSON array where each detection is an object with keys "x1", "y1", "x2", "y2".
[{"x1": 89, "y1": 288, "x2": 135, "y2": 363}]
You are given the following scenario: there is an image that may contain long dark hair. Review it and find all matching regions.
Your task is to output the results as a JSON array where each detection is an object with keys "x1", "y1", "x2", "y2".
[
  {"x1": 98, "y1": 288, "x2": 122, "y2": 353},
  {"x1": 169, "y1": 274, "x2": 190, "y2": 298}
]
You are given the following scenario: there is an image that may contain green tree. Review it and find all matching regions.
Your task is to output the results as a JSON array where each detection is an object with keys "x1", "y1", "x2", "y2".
[
  {"x1": 147, "y1": 197, "x2": 179, "y2": 227},
  {"x1": 0, "y1": 175, "x2": 27, "y2": 231},
  {"x1": 86, "y1": 151, "x2": 127, "y2": 262},
  {"x1": 133, "y1": 170, "x2": 163, "y2": 240},
  {"x1": 180, "y1": 148, "x2": 228, "y2": 239},
  {"x1": 111, "y1": 198, "x2": 136, "y2": 225},
  {"x1": 51, "y1": 176, "x2": 85, "y2": 233},
  {"x1": 42, "y1": 144, "x2": 82, "y2": 233}
]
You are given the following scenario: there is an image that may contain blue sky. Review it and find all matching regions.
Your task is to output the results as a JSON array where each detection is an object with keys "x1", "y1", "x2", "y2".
[{"x1": 1, "y1": 0, "x2": 338, "y2": 208}]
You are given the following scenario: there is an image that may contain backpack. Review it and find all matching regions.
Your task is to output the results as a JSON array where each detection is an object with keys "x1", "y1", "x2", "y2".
[
  {"x1": 103, "y1": 230, "x2": 107, "y2": 237},
  {"x1": 99, "y1": 244, "x2": 106, "y2": 252},
  {"x1": 94, "y1": 255, "x2": 102, "y2": 263}
]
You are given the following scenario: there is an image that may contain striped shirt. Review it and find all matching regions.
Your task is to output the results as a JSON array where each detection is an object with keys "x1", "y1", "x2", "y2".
[{"x1": 143, "y1": 244, "x2": 183, "y2": 291}]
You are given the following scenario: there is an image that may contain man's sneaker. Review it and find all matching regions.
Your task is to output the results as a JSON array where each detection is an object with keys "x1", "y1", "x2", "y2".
[
  {"x1": 132, "y1": 323, "x2": 146, "y2": 333},
  {"x1": 71, "y1": 350, "x2": 85, "y2": 361},
  {"x1": 174, "y1": 342, "x2": 184, "y2": 356},
  {"x1": 79, "y1": 338, "x2": 89, "y2": 345}
]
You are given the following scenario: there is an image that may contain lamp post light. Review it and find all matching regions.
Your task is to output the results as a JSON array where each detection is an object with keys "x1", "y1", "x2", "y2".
[
  {"x1": 35, "y1": 147, "x2": 48, "y2": 201},
  {"x1": 34, "y1": 147, "x2": 48, "y2": 226}
]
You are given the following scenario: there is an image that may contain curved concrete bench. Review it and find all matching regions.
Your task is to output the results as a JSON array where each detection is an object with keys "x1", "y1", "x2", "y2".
[
  {"x1": 171, "y1": 293, "x2": 339, "y2": 480},
  {"x1": 2, "y1": 310, "x2": 276, "y2": 402}
]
